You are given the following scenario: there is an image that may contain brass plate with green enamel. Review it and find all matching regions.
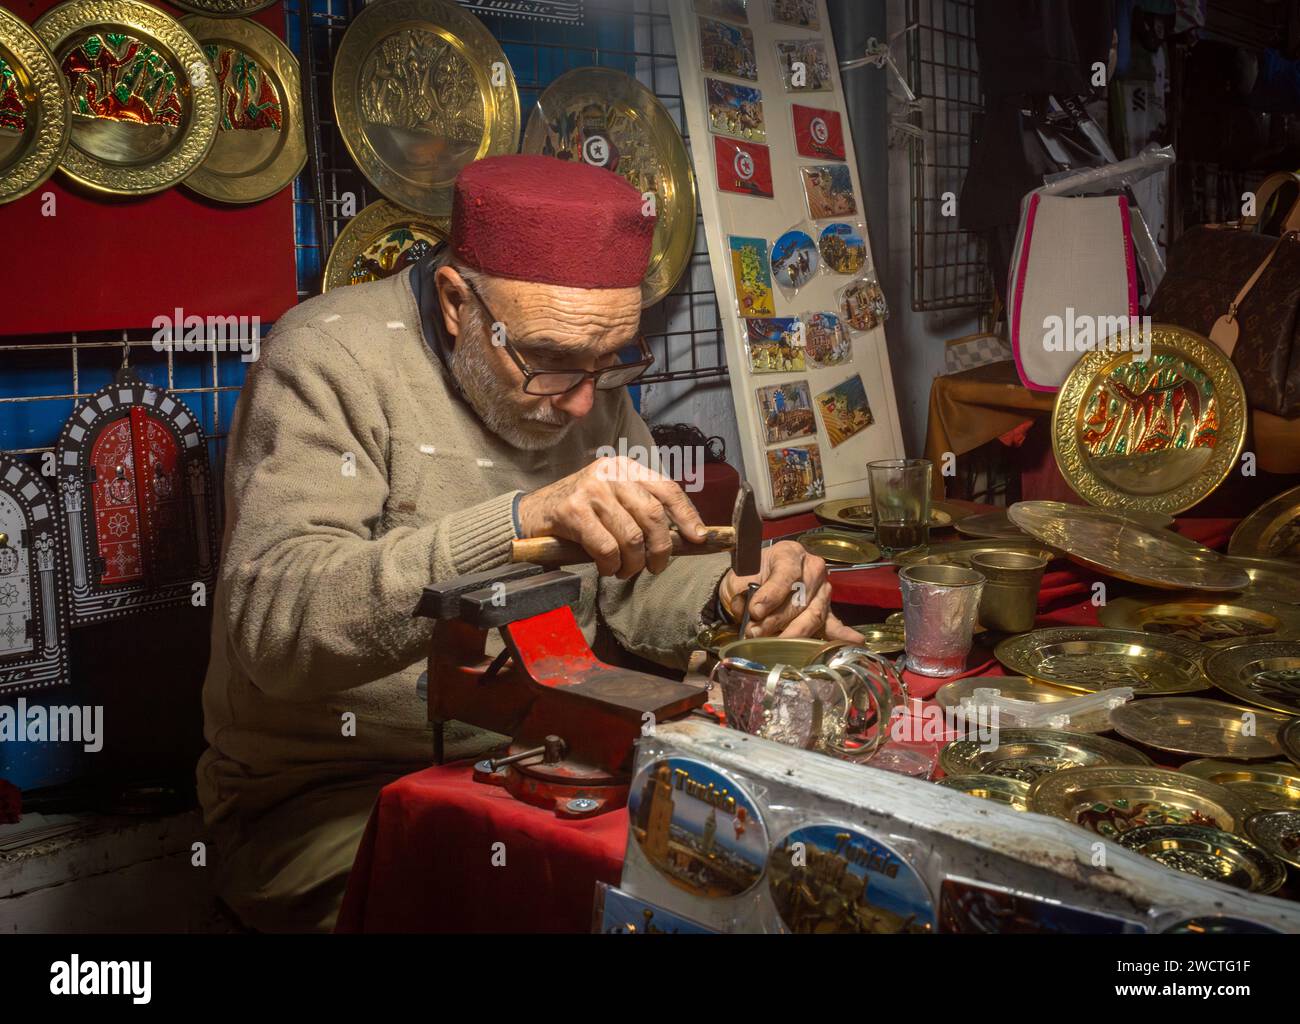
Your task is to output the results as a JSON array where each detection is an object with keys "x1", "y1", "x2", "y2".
[
  {"x1": 796, "y1": 528, "x2": 880, "y2": 565},
  {"x1": 35, "y1": 0, "x2": 219, "y2": 195},
  {"x1": 1117, "y1": 824, "x2": 1286, "y2": 894},
  {"x1": 1028, "y1": 766, "x2": 1255, "y2": 838},
  {"x1": 1052, "y1": 324, "x2": 1248, "y2": 515},
  {"x1": 1109, "y1": 696, "x2": 1292, "y2": 760},
  {"x1": 332, "y1": 0, "x2": 519, "y2": 217},
  {"x1": 0, "y1": 5, "x2": 70, "y2": 204},
  {"x1": 322, "y1": 198, "x2": 449, "y2": 292},
  {"x1": 935, "y1": 773, "x2": 1030, "y2": 811},
  {"x1": 1100, "y1": 595, "x2": 1300, "y2": 650},
  {"x1": 1180, "y1": 759, "x2": 1300, "y2": 813},
  {"x1": 180, "y1": 16, "x2": 305, "y2": 203},
  {"x1": 939, "y1": 728, "x2": 1150, "y2": 783},
  {"x1": 1228, "y1": 484, "x2": 1300, "y2": 562},
  {"x1": 1204, "y1": 640, "x2": 1300, "y2": 716},
  {"x1": 994, "y1": 627, "x2": 1211, "y2": 696}
]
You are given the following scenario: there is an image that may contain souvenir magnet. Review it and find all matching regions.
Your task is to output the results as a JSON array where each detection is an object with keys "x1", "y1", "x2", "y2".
[
  {"x1": 800, "y1": 163, "x2": 855, "y2": 218},
  {"x1": 815, "y1": 374, "x2": 874, "y2": 447},
  {"x1": 775, "y1": 38, "x2": 831, "y2": 92},
  {"x1": 728, "y1": 235, "x2": 775, "y2": 316},
  {"x1": 756, "y1": 380, "x2": 815, "y2": 446},
  {"x1": 699, "y1": 16, "x2": 757, "y2": 80},
  {"x1": 838, "y1": 272, "x2": 888, "y2": 332},
  {"x1": 819, "y1": 221, "x2": 866, "y2": 274},
  {"x1": 705, "y1": 77, "x2": 765, "y2": 142},
  {"x1": 769, "y1": 0, "x2": 820, "y2": 31},
  {"x1": 766, "y1": 444, "x2": 825, "y2": 508},
  {"x1": 792, "y1": 102, "x2": 844, "y2": 160},
  {"x1": 801, "y1": 311, "x2": 851, "y2": 367},
  {"x1": 714, "y1": 135, "x2": 772, "y2": 198},
  {"x1": 744, "y1": 317, "x2": 805, "y2": 374},
  {"x1": 770, "y1": 227, "x2": 818, "y2": 295}
]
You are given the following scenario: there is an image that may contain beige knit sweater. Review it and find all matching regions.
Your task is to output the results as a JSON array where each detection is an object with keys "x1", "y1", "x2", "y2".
[{"x1": 198, "y1": 268, "x2": 730, "y2": 827}]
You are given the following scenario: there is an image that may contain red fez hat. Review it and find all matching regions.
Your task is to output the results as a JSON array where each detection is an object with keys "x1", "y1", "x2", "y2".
[{"x1": 451, "y1": 154, "x2": 656, "y2": 290}]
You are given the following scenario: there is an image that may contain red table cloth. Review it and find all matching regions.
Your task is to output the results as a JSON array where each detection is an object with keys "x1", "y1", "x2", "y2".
[{"x1": 337, "y1": 513, "x2": 1239, "y2": 933}]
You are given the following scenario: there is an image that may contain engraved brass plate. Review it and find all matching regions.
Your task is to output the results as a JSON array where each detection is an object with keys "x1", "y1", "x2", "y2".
[
  {"x1": 332, "y1": 0, "x2": 519, "y2": 217},
  {"x1": 1204, "y1": 640, "x2": 1300, "y2": 716},
  {"x1": 1052, "y1": 324, "x2": 1247, "y2": 515},
  {"x1": 1109, "y1": 696, "x2": 1292, "y2": 759},
  {"x1": 1221, "y1": 555, "x2": 1300, "y2": 604},
  {"x1": 35, "y1": 0, "x2": 219, "y2": 195},
  {"x1": 522, "y1": 67, "x2": 696, "y2": 308},
  {"x1": 1228, "y1": 484, "x2": 1300, "y2": 563},
  {"x1": 995, "y1": 627, "x2": 1211, "y2": 696},
  {"x1": 170, "y1": 1, "x2": 280, "y2": 14},
  {"x1": 795, "y1": 528, "x2": 880, "y2": 565},
  {"x1": 894, "y1": 537, "x2": 1055, "y2": 571},
  {"x1": 1180, "y1": 759, "x2": 1300, "y2": 813},
  {"x1": 935, "y1": 773, "x2": 1031, "y2": 811},
  {"x1": 1117, "y1": 824, "x2": 1285, "y2": 894},
  {"x1": 180, "y1": 15, "x2": 304, "y2": 203},
  {"x1": 813, "y1": 496, "x2": 954, "y2": 530},
  {"x1": 1244, "y1": 809, "x2": 1300, "y2": 869},
  {"x1": 0, "y1": 5, "x2": 70, "y2": 204},
  {"x1": 1009, "y1": 500, "x2": 1247, "y2": 591},
  {"x1": 1028, "y1": 766, "x2": 1255, "y2": 838},
  {"x1": 939, "y1": 728, "x2": 1151, "y2": 783},
  {"x1": 322, "y1": 198, "x2": 449, "y2": 292},
  {"x1": 934, "y1": 675, "x2": 1114, "y2": 733},
  {"x1": 1100, "y1": 595, "x2": 1300, "y2": 649},
  {"x1": 1284, "y1": 719, "x2": 1300, "y2": 771}
]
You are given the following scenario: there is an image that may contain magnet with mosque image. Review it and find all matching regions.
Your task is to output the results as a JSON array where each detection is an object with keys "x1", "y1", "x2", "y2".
[
  {"x1": 768, "y1": 825, "x2": 935, "y2": 933},
  {"x1": 628, "y1": 756, "x2": 768, "y2": 899}
]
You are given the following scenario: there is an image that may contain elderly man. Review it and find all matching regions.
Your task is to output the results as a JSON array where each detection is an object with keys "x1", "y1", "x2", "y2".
[{"x1": 199, "y1": 154, "x2": 856, "y2": 932}]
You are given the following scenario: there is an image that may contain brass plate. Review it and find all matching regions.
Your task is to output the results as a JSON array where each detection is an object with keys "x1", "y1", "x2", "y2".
[
  {"x1": 1284, "y1": 719, "x2": 1300, "y2": 771},
  {"x1": 939, "y1": 728, "x2": 1151, "y2": 783},
  {"x1": 894, "y1": 538, "x2": 1055, "y2": 570},
  {"x1": 813, "y1": 497, "x2": 954, "y2": 530},
  {"x1": 1229, "y1": 484, "x2": 1300, "y2": 562},
  {"x1": 935, "y1": 774, "x2": 1030, "y2": 811},
  {"x1": 35, "y1": 0, "x2": 219, "y2": 195},
  {"x1": 1028, "y1": 766, "x2": 1256, "y2": 837},
  {"x1": 796, "y1": 528, "x2": 880, "y2": 565},
  {"x1": 1052, "y1": 324, "x2": 1248, "y2": 515},
  {"x1": 694, "y1": 623, "x2": 738, "y2": 656},
  {"x1": 842, "y1": 622, "x2": 904, "y2": 655},
  {"x1": 1180, "y1": 759, "x2": 1300, "y2": 813},
  {"x1": 1009, "y1": 500, "x2": 1247, "y2": 592},
  {"x1": 1244, "y1": 809, "x2": 1300, "y2": 870},
  {"x1": 1205, "y1": 640, "x2": 1300, "y2": 716},
  {"x1": 934, "y1": 675, "x2": 1115, "y2": 733},
  {"x1": 332, "y1": 0, "x2": 519, "y2": 217},
  {"x1": 170, "y1": 1, "x2": 280, "y2": 15},
  {"x1": 1117, "y1": 824, "x2": 1285, "y2": 893},
  {"x1": 1109, "y1": 696, "x2": 1291, "y2": 760},
  {"x1": 994, "y1": 627, "x2": 1211, "y2": 696},
  {"x1": 0, "y1": 6, "x2": 70, "y2": 204},
  {"x1": 1100, "y1": 595, "x2": 1300, "y2": 650},
  {"x1": 180, "y1": 16, "x2": 305, "y2": 203},
  {"x1": 1222, "y1": 556, "x2": 1300, "y2": 605},
  {"x1": 322, "y1": 198, "x2": 449, "y2": 291},
  {"x1": 522, "y1": 67, "x2": 695, "y2": 308},
  {"x1": 953, "y1": 509, "x2": 1026, "y2": 539}
]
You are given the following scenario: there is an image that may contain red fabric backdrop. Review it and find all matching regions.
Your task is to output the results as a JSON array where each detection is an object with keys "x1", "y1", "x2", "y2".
[{"x1": 0, "y1": 1, "x2": 298, "y2": 335}]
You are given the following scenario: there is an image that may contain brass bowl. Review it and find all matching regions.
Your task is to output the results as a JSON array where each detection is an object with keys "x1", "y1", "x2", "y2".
[
  {"x1": 716, "y1": 636, "x2": 842, "y2": 670},
  {"x1": 1100, "y1": 596, "x2": 1300, "y2": 650},
  {"x1": 994, "y1": 627, "x2": 1212, "y2": 696},
  {"x1": 935, "y1": 773, "x2": 1031, "y2": 811},
  {"x1": 1108, "y1": 696, "x2": 1291, "y2": 760},
  {"x1": 1205, "y1": 640, "x2": 1300, "y2": 716},
  {"x1": 934, "y1": 675, "x2": 1114, "y2": 733},
  {"x1": 1180, "y1": 759, "x2": 1300, "y2": 813},
  {"x1": 1244, "y1": 809, "x2": 1300, "y2": 870},
  {"x1": 939, "y1": 729, "x2": 1150, "y2": 783},
  {"x1": 796, "y1": 529, "x2": 881, "y2": 565},
  {"x1": 1028, "y1": 766, "x2": 1256, "y2": 838},
  {"x1": 1117, "y1": 824, "x2": 1286, "y2": 894}
]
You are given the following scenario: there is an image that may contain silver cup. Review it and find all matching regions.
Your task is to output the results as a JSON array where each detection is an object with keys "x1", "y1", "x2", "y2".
[{"x1": 898, "y1": 564, "x2": 985, "y2": 677}]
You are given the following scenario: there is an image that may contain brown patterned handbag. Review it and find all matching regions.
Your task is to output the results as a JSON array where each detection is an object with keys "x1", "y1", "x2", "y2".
[{"x1": 1147, "y1": 172, "x2": 1300, "y2": 418}]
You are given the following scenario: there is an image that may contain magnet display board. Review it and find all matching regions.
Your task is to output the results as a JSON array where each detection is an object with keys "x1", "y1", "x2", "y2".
[{"x1": 669, "y1": 0, "x2": 904, "y2": 518}]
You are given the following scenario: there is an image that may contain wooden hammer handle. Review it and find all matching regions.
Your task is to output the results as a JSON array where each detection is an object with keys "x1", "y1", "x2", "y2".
[{"x1": 511, "y1": 526, "x2": 736, "y2": 567}]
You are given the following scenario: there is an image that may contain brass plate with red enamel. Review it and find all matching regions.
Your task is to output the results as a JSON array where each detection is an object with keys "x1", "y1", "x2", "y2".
[{"x1": 0, "y1": 5, "x2": 71, "y2": 204}]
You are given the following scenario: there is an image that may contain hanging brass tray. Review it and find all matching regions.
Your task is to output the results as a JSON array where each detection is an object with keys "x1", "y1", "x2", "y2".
[
  {"x1": 813, "y1": 496, "x2": 955, "y2": 530},
  {"x1": 1027, "y1": 766, "x2": 1255, "y2": 838},
  {"x1": 894, "y1": 537, "x2": 1056, "y2": 570},
  {"x1": 1222, "y1": 555, "x2": 1300, "y2": 604},
  {"x1": 935, "y1": 774, "x2": 1030, "y2": 811},
  {"x1": 796, "y1": 528, "x2": 880, "y2": 565},
  {"x1": 1204, "y1": 640, "x2": 1300, "y2": 716},
  {"x1": 1180, "y1": 759, "x2": 1300, "y2": 814},
  {"x1": 180, "y1": 15, "x2": 305, "y2": 203},
  {"x1": 1051, "y1": 324, "x2": 1247, "y2": 515},
  {"x1": 1116, "y1": 824, "x2": 1285, "y2": 894},
  {"x1": 322, "y1": 198, "x2": 449, "y2": 291},
  {"x1": 939, "y1": 728, "x2": 1150, "y2": 783},
  {"x1": 1100, "y1": 595, "x2": 1300, "y2": 650},
  {"x1": 332, "y1": 0, "x2": 518, "y2": 217},
  {"x1": 1009, "y1": 500, "x2": 1247, "y2": 591},
  {"x1": 934, "y1": 675, "x2": 1115, "y2": 733},
  {"x1": 1284, "y1": 718, "x2": 1300, "y2": 771},
  {"x1": 35, "y1": 0, "x2": 219, "y2": 195},
  {"x1": 1244, "y1": 809, "x2": 1300, "y2": 870},
  {"x1": 522, "y1": 67, "x2": 695, "y2": 308},
  {"x1": 1108, "y1": 696, "x2": 1291, "y2": 760},
  {"x1": 995, "y1": 627, "x2": 1211, "y2": 696},
  {"x1": 1229, "y1": 484, "x2": 1300, "y2": 562},
  {"x1": 169, "y1": 1, "x2": 280, "y2": 16},
  {"x1": 0, "y1": 5, "x2": 70, "y2": 205}
]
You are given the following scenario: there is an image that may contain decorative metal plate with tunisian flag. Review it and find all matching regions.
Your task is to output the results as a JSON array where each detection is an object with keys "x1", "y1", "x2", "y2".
[
  {"x1": 55, "y1": 373, "x2": 217, "y2": 624},
  {"x1": 0, "y1": 454, "x2": 71, "y2": 695}
]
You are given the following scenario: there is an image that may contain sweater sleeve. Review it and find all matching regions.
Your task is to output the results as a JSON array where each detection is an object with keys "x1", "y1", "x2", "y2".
[
  {"x1": 220, "y1": 324, "x2": 519, "y2": 700},
  {"x1": 596, "y1": 394, "x2": 730, "y2": 671}
]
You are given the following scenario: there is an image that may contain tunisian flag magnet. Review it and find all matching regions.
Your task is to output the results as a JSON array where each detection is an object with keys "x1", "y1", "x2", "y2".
[
  {"x1": 714, "y1": 136, "x2": 774, "y2": 198},
  {"x1": 793, "y1": 104, "x2": 846, "y2": 161}
]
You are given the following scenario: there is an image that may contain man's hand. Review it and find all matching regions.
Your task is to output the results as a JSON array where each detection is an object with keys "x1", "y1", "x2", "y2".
[
  {"x1": 516, "y1": 456, "x2": 708, "y2": 579},
  {"x1": 718, "y1": 541, "x2": 863, "y2": 641}
]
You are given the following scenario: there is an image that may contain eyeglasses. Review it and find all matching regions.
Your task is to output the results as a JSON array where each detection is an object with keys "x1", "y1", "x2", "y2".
[{"x1": 463, "y1": 278, "x2": 654, "y2": 396}]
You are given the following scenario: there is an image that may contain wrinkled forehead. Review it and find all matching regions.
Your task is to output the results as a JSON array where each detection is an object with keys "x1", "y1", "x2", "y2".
[{"x1": 478, "y1": 274, "x2": 643, "y2": 351}]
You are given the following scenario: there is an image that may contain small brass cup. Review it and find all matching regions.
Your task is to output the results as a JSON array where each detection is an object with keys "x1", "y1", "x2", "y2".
[{"x1": 969, "y1": 550, "x2": 1049, "y2": 634}]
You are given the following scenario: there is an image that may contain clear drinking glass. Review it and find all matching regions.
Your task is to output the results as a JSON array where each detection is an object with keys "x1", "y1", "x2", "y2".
[{"x1": 867, "y1": 458, "x2": 932, "y2": 556}]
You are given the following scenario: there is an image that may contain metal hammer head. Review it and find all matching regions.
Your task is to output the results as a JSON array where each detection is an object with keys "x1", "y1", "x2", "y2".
[{"x1": 730, "y1": 481, "x2": 761, "y2": 577}]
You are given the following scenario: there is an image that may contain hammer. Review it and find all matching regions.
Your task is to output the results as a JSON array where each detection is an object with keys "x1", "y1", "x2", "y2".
[{"x1": 510, "y1": 480, "x2": 763, "y2": 577}]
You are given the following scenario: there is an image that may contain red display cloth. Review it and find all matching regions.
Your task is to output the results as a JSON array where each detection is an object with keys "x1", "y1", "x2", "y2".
[{"x1": 0, "y1": 2, "x2": 297, "y2": 336}]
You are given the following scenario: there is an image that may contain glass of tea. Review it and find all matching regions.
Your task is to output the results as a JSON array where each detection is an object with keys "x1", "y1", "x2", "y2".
[{"x1": 866, "y1": 458, "x2": 932, "y2": 556}]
